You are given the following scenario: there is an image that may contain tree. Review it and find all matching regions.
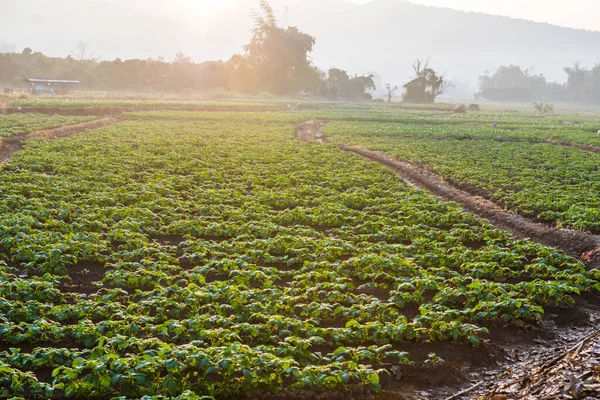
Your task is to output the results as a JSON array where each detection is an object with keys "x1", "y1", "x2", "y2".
[
  {"x1": 174, "y1": 51, "x2": 192, "y2": 64},
  {"x1": 479, "y1": 65, "x2": 530, "y2": 91},
  {"x1": 402, "y1": 59, "x2": 448, "y2": 103},
  {"x1": 385, "y1": 83, "x2": 398, "y2": 102},
  {"x1": 323, "y1": 69, "x2": 375, "y2": 100},
  {"x1": 228, "y1": 0, "x2": 318, "y2": 94},
  {"x1": 562, "y1": 62, "x2": 600, "y2": 103},
  {"x1": 72, "y1": 41, "x2": 96, "y2": 61},
  {"x1": 563, "y1": 62, "x2": 587, "y2": 100},
  {"x1": 21, "y1": 47, "x2": 33, "y2": 55},
  {"x1": 347, "y1": 73, "x2": 375, "y2": 100},
  {"x1": 477, "y1": 65, "x2": 559, "y2": 101}
]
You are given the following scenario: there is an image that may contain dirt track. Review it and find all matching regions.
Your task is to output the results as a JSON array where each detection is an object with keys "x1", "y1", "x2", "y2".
[
  {"x1": 294, "y1": 119, "x2": 328, "y2": 141},
  {"x1": 295, "y1": 120, "x2": 600, "y2": 267},
  {"x1": 0, "y1": 117, "x2": 118, "y2": 164},
  {"x1": 546, "y1": 138, "x2": 600, "y2": 153}
]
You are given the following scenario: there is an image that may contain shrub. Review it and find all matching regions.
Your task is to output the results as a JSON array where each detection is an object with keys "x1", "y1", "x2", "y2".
[
  {"x1": 454, "y1": 104, "x2": 467, "y2": 113},
  {"x1": 533, "y1": 102, "x2": 554, "y2": 114}
]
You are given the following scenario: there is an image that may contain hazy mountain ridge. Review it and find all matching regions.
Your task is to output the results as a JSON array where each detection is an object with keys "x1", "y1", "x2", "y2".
[
  {"x1": 2, "y1": 0, "x2": 600, "y2": 96},
  {"x1": 304, "y1": 1, "x2": 600, "y2": 95}
]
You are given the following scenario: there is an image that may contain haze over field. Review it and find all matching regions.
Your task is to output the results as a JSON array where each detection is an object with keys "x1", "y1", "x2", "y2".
[{"x1": 2, "y1": 0, "x2": 600, "y2": 97}]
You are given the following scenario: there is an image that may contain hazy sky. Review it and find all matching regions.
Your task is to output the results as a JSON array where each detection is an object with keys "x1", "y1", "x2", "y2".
[
  {"x1": 121, "y1": 0, "x2": 600, "y2": 32},
  {"x1": 349, "y1": 0, "x2": 600, "y2": 31}
]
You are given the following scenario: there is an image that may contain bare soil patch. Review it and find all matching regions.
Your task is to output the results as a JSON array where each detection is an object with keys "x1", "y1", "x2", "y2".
[
  {"x1": 546, "y1": 138, "x2": 600, "y2": 153},
  {"x1": 149, "y1": 234, "x2": 185, "y2": 246},
  {"x1": 472, "y1": 317, "x2": 600, "y2": 398},
  {"x1": 32, "y1": 117, "x2": 117, "y2": 140},
  {"x1": 60, "y1": 261, "x2": 105, "y2": 294},
  {"x1": 0, "y1": 140, "x2": 23, "y2": 163},
  {"x1": 294, "y1": 120, "x2": 328, "y2": 141}
]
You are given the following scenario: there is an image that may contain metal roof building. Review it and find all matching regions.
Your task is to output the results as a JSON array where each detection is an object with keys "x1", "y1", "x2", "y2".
[{"x1": 23, "y1": 78, "x2": 80, "y2": 95}]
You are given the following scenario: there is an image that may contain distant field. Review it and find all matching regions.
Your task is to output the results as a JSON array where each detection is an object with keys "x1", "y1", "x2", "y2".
[
  {"x1": 9, "y1": 97, "x2": 292, "y2": 109},
  {"x1": 7, "y1": 95, "x2": 454, "y2": 112},
  {"x1": 0, "y1": 102, "x2": 599, "y2": 399}
]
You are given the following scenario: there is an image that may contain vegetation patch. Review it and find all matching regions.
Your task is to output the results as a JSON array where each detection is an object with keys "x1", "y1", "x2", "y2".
[{"x1": 0, "y1": 114, "x2": 598, "y2": 398}]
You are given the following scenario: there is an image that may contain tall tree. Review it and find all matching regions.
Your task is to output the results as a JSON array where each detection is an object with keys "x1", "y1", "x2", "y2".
[
  {"x1": 323, "y1": 68, "x2": 375, "y2": 100},
  {"x1": 229, "y1": 0, "x2": 317, "y2": 94},
  {"x1": 385, "y1": 83, "x2": 398, "y2": 102},
  {"x1": 477, "y1": 65, "x2": 560, "y2": 101}
]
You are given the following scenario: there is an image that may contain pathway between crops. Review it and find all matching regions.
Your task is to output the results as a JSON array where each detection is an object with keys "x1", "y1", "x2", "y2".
[
  {"x1": 294, "y1": 120, "x2": 600, "y2": 268},
  {"x1": 0, "y1": 117, "x2": 118, "y2": 164}
]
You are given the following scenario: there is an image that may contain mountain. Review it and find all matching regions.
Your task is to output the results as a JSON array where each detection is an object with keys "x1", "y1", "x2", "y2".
[
  {"x1": 2, "y1": 0, "x2": 600, "y2": 97},
  {"x1": 304, "y1": 0, "x2": 600, "y2": 96}
]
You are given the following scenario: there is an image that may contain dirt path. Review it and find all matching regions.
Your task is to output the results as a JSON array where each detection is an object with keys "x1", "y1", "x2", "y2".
[
  {"x1": 0, "y1": 117, "x2": 118, "y2": 164},
  {"x1": 546, "y1": 138, "x2": 600, "y2": 153},
  {"x1": 294, "y1": 120, "x2": 600, "y2": 268},
  {"x1": 294, "y1": 119, "x2": 328, "y2": 141}
]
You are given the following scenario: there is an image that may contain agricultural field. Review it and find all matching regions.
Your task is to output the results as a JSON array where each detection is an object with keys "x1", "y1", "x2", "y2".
[
  {"x1": 8, "y1": 98, "x2": 289, "y2": 110},
  {"x1": 0, "y1": 114, "x2": 95, "y2": 138},
  {"x1": 123, "y1": 108, "x2": 453, "y2": 125},
  {"x1": 8, "y1": 96, "x2": 453, "y2": 113},
  {"x1": 0, "y1": 103, "x2": 599, "y2": 399},
  {"x1": 325, "y1": 116, "x2": 600, "y2": 232}
]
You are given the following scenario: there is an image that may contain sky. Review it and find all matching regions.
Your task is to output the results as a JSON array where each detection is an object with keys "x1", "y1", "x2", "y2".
[
  {"x1": 348, "y1": 0, "x2": 600, "y2": 32},
  {"x1": 113, "y1": 0, "x2": 600, "y2": 32}
]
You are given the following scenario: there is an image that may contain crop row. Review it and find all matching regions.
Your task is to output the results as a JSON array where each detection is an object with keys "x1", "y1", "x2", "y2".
[
  {"x1": 0, "y1": 114, "x2": 95, "y2": 138},
  {"x1": 0, "y1": 118, "x2": 598, "y2": 398},
  {"x1": 326, "y1": 121, "x2": 600, "y2": 232}
]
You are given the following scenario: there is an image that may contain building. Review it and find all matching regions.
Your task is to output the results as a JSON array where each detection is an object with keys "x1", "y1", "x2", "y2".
[{"x1": 23, "y1": 78, "x2": 80, "y2": 95}]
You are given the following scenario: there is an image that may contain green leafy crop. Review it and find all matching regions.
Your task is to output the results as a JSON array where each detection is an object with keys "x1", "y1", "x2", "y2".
[{"x1": 0, "y1": 111, "x2": 597, "y2": 398}]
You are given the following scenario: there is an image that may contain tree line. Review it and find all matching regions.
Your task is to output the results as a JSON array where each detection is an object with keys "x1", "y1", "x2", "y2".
[
  {"x1": 0, "y1": 1, "x2": 376, "y2": 101},
  {"x1": 477, "y1": 63, "x2": 600, "y2": 103},
  {"x1": 7, "y1": 0, "x2": 599, "y2": 104},
  {"x1": 1, "y1": 1, "x2": 450, "y2": 103}
]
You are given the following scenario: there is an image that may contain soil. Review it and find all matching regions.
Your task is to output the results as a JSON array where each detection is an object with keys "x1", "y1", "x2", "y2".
[
  {"x1": 468, "y1": 299, "x2": 600, "y2": 399},
  {"x1": 60, "y1": 261, "x2": 106, "y2": 294},
  {"x1": 545, "y1": 138, "x2": 600, "y2": 154},
  {"x1": 247, "y1": 385, "x2": 403, "y2": 400},
  {"x1": 294, "y1": 119, "x2": 328, "y2": 141},
  {"x1": 0, "y1": 139, "x2": 23, "y2": 163},
  {"x1": 149, "y1": 234, "x2": 185, "y2": 246}
]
